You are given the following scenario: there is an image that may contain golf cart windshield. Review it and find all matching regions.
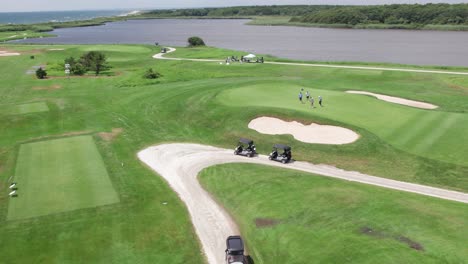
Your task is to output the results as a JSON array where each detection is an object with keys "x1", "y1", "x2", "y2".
[
  {"x1": 273, "y1": 144, "x2": 291, "y2": 151},
  {"x1": 239, "y1": 138, "x2": 253, "y2": 145}
]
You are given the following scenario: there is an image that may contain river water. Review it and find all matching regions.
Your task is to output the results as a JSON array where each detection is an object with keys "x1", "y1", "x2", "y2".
[{"x1": 14, "y1": 19, "x2": 468, "y2": 66}]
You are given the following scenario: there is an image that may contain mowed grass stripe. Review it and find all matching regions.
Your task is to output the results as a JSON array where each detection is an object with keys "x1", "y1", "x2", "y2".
[
  {"x1": 390, "y1": 111, "x2": 444, "y2": 147},
  {"x1": 1, "y1": 102, "x2": 49, "y2": 115},
  {"x1": 411, "y1": 114, "x2": 460, "y2": 153},
  {"x1": 383, "y1": 111, "x2": 428, "y2": 142},
  {"x1": 7, "y1": 135, "x2": 119, "y2": 220}
]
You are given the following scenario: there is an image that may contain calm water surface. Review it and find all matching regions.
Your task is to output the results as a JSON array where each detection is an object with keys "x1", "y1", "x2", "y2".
[{"x1": 15, "y1": 19, "x2": 468, "y2": 66}]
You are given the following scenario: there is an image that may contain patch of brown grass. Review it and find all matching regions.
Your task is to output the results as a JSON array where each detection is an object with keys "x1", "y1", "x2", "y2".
[
  {"x1": 255, "y1": 218, "x2": 281, "y2": 228},
  {"x1": 32, "y1": 84, "x2": 62, "y2": 91},
  {"x1": 360, "y1": 226, "x2": 424, "y2": 251},
  {"x1": 98, "y1": 128, "x2": 123, "y2": 142}
]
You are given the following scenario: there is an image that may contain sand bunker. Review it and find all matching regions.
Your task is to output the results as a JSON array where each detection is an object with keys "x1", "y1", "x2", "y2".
[
  {"x1": 48, "y1": 48, "x2": 65, "y2": 51},
  {"x1": 0, "y1": 50, "x2": 20, "y2": 57},
  {"x1": 248, "y1": 117, "x2": 359, "y2": 144},
  {"x1": 346, "y1": 90, "x2": 438, "y2": 109}
]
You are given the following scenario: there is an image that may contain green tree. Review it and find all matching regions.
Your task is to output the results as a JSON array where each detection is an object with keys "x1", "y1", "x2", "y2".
[
  {"x1": 35, "y1": 67, "x2": 47, "y2": 79},
  {"x1": 187, "y1": 36, "x2": 206, "y2": 47},
  {"x1": 80, "y1": 51, "x2": 110, "y2": 76},
  {"x1": 143, "y1": 68, "x2": 162, "y2": 79},
  {"x1": 65, "y1": 56, "x2": 88, "y2": 75}
]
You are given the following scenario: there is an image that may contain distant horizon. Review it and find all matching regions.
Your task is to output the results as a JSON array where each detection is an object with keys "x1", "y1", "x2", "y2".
[{"x1": 2, "y1": 1, "x2": 467, "y2": 13}]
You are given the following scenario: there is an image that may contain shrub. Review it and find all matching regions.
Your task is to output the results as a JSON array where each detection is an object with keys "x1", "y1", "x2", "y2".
[
  {"x1": 35, "y1": 67, "x2": 47, "y2": 79},
  {"x1": 187, "y1": 36, "x2": 205, "y2": 47},
  {"x1": 73, "y1": 63, "x2": 87, "y2": 76},
  {"x1": 80, "y1": 51, "x2": 110, "y2": 76},
  {"x1": 144, "y1": 68, "x2": 161, "y2": 79},
  {"x1": 65, "y1": 56, "x2": 87, "y2": 75}
]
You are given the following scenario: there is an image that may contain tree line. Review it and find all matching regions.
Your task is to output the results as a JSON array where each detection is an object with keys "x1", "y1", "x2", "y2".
[
  {"x1": 291, "y1": 4, "x2": 468, "y2": 25},
  {"x1": 146, "y1": 5, "x2": 334, "y2": 17},
  {"x1": 147, "y1": 4, "x2": 468, "y2": 26}
]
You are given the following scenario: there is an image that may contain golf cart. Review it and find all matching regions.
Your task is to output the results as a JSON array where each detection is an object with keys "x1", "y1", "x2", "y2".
[
  {"x1": 225, "y1": 236, "x2": 247, "y2": 264},
  {"x1": 234, "y1": 138, "x2": 256, "y2": 157},
  {"x1": 269, "y1": 144, "x2": 292, "y2": 164}
]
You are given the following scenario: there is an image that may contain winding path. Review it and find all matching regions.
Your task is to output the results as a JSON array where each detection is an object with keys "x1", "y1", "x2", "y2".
[
  {"x1": 138, "y1": 143, "x2": 468, "y2": 264},
  {"x1": 153, "y1": 47, "x2": 468, "y2": 76}
]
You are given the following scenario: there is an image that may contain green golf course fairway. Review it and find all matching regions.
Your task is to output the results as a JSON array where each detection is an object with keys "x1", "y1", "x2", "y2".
[
  {"x1": 8, "y1": 135, "x2": 119, "y2": 220},
  {"x1": 220, "y1": 84, "x2": 468, "y2": 166},
  {"x1": 0, "y1": 44, "x2": 467, "y2": 263},
  {"x1": 200, "y1": 164, "x2": 468, "y2": 263},
  {"x1": 1, "y1": 101, "x2": 49, "y2": 116}
]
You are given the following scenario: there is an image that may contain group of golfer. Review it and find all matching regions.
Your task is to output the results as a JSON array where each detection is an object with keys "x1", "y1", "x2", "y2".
[{"x1": 298, "y1": 88, "x2": 323, "y2": 107}]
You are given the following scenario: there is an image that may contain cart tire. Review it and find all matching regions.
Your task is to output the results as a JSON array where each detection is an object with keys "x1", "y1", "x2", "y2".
[
  {"x1": 282, "y1": 159, "x2": 287, "y2": 164},
  {"x1": 268, "y1": 156, "x2": 273, "y2": 160}
]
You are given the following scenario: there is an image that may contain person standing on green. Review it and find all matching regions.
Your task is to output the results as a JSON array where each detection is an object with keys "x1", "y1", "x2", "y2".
[
  {"x1": 318, "y1": 96, "x2": 323, "y2": 107},
  {"x1": 310, "y1": 97, "x2": 315, "y2": 108},
  {"x1": 299, "y1": 92, "x2": 303, "y2": 103}
]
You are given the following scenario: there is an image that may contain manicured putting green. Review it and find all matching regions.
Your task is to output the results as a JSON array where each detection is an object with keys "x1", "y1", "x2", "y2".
[
  {"x1": 8, "y1": 136, "x2": 119, "y2": 220},
  {"x1": 1, "y1": 102, "x2": 49, "y2": 115},
  {"x1": 220, "y1": 83, "x2": 468, "y2": 166}
]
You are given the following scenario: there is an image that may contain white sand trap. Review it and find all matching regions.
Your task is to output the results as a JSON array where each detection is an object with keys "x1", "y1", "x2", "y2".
[
  {"x1": 249, "y1": 117, "x2": 359, "y2": 144},
  {"x1": 346, "y1": 90, "x2": 438, "y2": 109},
  {"x1": 0, "y1": 50, "x2": 20, "y2": 57},
  {"x1": 48, "y1": 48, "x2": 65, "y2": 51}
]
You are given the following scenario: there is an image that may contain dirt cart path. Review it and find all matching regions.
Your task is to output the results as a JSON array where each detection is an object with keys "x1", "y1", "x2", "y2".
[{"x1": 138, "y1": 143, "x2": 468, "y2": 264}]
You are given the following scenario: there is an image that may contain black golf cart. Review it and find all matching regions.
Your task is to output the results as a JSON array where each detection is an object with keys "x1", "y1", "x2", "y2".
[
  {"x1": 225, "y1": 236, "x2": 247, "y2": 264},
  {"x1": 234, "y1": 138, "x2": 256, "y2": 157},
  {"x1": 269, "y1": 144, "x2": 292, "y2": 164}
]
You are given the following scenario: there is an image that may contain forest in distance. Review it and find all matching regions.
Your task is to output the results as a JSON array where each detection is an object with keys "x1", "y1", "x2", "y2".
[
  {"x1": 1, "y1": 3, "x2": 468, "y2": 35},
  {"x1": 148, "y1": 4, "x2": 468, "y2": 29}
]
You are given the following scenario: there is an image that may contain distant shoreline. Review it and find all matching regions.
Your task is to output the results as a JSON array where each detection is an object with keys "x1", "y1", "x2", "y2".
[{"x1": 2, "y1": 4, "x2": 468, "y2": 42}]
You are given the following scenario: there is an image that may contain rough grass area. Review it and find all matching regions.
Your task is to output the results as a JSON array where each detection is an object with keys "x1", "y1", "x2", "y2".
[
  {"x1": 7, "y1": 136, "x2": 119, "y2": 220},
  {"x1": 1, "y1": 102, "x2": 49, "y2": 115},
  {"x1": 0, "y1": 44, "x2": 466, "y2": 263},
  {"x1": 199, "y1": 164, "x2": 468, "y2": 264}
]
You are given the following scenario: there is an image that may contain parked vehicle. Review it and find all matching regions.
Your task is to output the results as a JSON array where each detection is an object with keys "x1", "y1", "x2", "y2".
[
  {"x1": 234, "y1": 138, "x2": 256, "y2": 157},
  {"x1": 225, "y1": 236, "x2": 246, "y2": 264},
  {"x1": 269, "y1": 144, "x2": 292, "y2": 164}
]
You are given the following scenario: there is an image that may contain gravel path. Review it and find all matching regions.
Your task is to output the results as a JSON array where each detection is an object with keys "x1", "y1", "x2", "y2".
[
  {"x1": 153, "y1": 48, "x2": 468, "y2": 76},
  {"x1": 138, "y1": 143, "x2": 468, "y2": 264}
]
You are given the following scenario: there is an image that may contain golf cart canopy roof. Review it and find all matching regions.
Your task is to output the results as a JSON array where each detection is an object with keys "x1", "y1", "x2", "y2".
[
  {"x1": 244, "y1": 54, "x2": 256, "y2": 58},
  {"x1": 226, "y1": 236, "x2": 244, "y2": 252},
  {"x1": 274, "y1": 144, "x2": 291, "y2": 151},
  {"x1": 239, "y1": 138, "x2": 253, "y2": 145}
]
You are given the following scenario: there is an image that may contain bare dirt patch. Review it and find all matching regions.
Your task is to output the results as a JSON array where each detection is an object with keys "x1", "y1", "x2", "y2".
[
  {"x1": 346, "y1": 90, "x2": 438, "y2": 109},
  {"x1": 248, "y1": 117, "x2": 359, "y2": 145},
  {"x1": 255, "y1": 218, "x2": 281, "y2": 228},
  {"x1": 0, "y1": 49, "x2": 21, "y2": 57},
  {"x1": 360, "y1": 226, "x2": 424, "y2": 251},
  {"x1": 32, "y1": 84, "x2": 62, "y2": 91},
  {"x1": 98, "y1": 128, "x2": 123, "y2": 142}
]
